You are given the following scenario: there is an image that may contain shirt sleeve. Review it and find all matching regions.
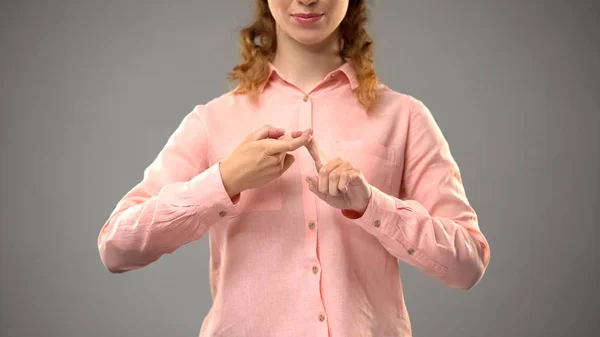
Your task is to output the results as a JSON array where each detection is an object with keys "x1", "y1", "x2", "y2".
[
  {"x1": 97, "y1": 105, "x2": 240, "y2": 273},
  {"x1": 342, "y1": 97, "x2": 491, "y2": 290}
]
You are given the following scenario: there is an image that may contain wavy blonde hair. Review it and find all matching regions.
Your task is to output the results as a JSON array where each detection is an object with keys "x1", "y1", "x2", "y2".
[{"x1": 227, "y1": 0, "x2": 379, "y2": 111}]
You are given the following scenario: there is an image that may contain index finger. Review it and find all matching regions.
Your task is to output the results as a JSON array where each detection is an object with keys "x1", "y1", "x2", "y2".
[
  {"x1": 247, "y1": 125, "x2": 286, "y2": 142},
  {"x1": 278, "y1": 130, "x2": 306, "y2": 141},
  {"x1": 305, "y1": 137, "x2": 328, "y2": 171},
  {"x1": 263, "y1": 129, "x2": 313, "y2": 155}
]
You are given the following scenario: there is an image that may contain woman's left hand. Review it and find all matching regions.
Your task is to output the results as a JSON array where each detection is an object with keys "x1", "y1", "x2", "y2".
[{"x1": 304, "y1": 138, "x2": 372, "y2": 214}]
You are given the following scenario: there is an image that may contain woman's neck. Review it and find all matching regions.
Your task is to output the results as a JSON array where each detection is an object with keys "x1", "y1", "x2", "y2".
[{"x1": 271, "y1": 30, "x2": 345, "y2": 93}]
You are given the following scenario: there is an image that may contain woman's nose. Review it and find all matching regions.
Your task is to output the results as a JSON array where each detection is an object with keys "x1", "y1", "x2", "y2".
[{"x1": 297, "y1": 0, "x2": 318, "y2": 6}]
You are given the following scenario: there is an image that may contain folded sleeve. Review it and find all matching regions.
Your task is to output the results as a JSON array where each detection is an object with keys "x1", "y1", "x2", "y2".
[
  {"x1": 97, "y1": 105, "x2": 240, "y2": 273},
  {"x1": 343, "y1": 97, "x2": 491, "y2": 289}
]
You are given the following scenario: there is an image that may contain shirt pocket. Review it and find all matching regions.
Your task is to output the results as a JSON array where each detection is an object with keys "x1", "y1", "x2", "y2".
[
  {"x1": 334, "y1": 140, "x2": 396, "y2": 192},
  {"x1": 208, "y1": 144, "x2": 283, "y2": 213}
]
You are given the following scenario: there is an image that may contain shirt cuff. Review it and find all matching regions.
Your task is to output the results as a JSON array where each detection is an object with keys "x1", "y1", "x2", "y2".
[
  {"x1": 184, "y1": 162, "x2": 240, "y2": 228},
  {"x1": 341, "y1": 184, "x2": 412, "y2": 238}
]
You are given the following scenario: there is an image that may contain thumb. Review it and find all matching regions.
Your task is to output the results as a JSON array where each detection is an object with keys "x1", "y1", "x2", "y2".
[{"x1": 247, "y1": 125, "x2": 285, "y2": 142}]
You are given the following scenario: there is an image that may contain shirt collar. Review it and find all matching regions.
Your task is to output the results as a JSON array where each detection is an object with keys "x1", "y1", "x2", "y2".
[{"x1": 259, "y1": 60, "x2": 359, "y2": 93}]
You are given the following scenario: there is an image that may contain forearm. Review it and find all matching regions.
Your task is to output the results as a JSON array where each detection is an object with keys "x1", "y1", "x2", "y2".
[
  {"x1": 344, "y1": 185, "x2": 490, "y2": 289},
  {"x1": 98, "y1": 163, "x2": 238, "y2": 273}
]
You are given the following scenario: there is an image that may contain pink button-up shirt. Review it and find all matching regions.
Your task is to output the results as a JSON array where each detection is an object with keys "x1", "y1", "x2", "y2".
[{"x1": 97, "y1": 61, "x2": 490, "y2": 336}]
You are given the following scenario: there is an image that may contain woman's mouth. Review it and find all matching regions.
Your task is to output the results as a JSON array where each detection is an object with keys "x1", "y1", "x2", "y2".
[{"x1": 291, "y1": 13, "x2": 324, "y2": 25}]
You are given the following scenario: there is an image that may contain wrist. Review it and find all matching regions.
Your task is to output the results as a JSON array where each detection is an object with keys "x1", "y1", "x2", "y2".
[
  {"x1": 354, "y1": 187, "x2": 372, "y2": 214},
  {"x1": 219, "y1": 161, "x2": 241, "y2": 198},
  {"x1": 355, "y1": 203, "x2": 368, "y2": 215}
]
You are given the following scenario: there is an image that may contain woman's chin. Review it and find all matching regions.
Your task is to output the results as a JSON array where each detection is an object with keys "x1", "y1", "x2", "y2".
[{"x1": 290, "y1": 32, "x2": 332, "y2": 47}]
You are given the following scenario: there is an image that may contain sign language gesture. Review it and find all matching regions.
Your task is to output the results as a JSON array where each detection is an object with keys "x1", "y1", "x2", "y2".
[
  {"x1": 305, "y1": 138, "x2": 372, "y2": 214},
  {"x1": 220, "y1": 126, "x2": 313, "y2": 199}
]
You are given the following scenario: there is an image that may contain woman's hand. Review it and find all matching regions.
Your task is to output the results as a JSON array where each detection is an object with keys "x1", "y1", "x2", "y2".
[
  {"x1": 304, "y1": 138, "x2": 372, "y2": 214},
  {"x1": 219, "y1": 125, "x2": 312, "y2": 198}
]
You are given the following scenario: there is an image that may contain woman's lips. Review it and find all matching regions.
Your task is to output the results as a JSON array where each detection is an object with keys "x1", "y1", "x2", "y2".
[{"x1": 291, "y1": 13, "x2": 324, "y2": 25}]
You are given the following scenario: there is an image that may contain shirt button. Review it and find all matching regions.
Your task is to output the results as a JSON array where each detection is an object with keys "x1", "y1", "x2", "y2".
[
  {"x1": 312, "y1": 266, "x2": 319, "y2": 274},
  {"x1": 219, "y1": 211, "x2": 226, "y2": 217},
  {"x1": 303, "y1": 95, "x2": 309, "y2": 102},
  {"x1": 318, "y1": 313, "x2": 326, "y2": 322},
  {"x1": 308, "y1": 221, "x2": 316, "y2": 230},
  {"x1": 407, "y1": 248, "x2": 415, "y2": 255},
  {"x1": 374, "y1": 220, "x2": 381, "y2": 228}
]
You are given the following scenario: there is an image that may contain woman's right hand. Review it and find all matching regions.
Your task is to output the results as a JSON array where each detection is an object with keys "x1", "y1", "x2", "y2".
[{"x1": 219, "y1": 125, "x2": 313, "y2": 198}]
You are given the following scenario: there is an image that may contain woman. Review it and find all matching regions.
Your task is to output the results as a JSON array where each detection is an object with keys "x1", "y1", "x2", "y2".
[{"x1": 97, "y1": 0, "x2": 491, "y2": 336}]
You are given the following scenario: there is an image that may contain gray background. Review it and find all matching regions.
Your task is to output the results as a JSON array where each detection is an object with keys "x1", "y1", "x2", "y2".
[{"x1": 1, "y1": 0, "x2": 598, "y2": 336}]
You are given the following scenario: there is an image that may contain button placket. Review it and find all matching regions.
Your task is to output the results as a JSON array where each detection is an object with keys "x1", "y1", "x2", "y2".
[{"x1": 296, "y1": 90, "x2": 325, "y2": 327}]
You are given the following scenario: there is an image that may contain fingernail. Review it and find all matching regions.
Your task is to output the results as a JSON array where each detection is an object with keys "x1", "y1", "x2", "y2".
[{"x1": 309, "y1": 129, "x2": 313, "y2": 136}]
